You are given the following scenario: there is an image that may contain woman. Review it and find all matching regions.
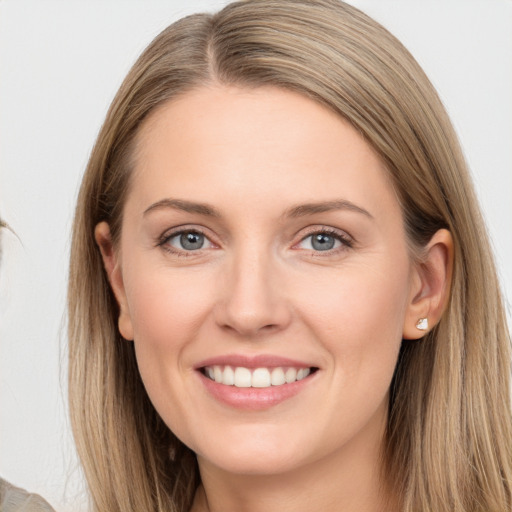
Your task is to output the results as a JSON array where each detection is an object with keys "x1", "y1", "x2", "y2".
[{"x1": 68, "y1": 1, "x2": 512, "y2": 511}]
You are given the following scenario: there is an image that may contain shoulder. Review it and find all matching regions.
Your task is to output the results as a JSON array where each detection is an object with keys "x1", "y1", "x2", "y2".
[{"x1": 0, "y1": 478, "x2": 56, "y2": 512}]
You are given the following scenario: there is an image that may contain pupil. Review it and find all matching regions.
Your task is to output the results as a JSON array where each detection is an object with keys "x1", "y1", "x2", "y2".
[
  {"x1": 312, "y1": 233, "x2": 335, "y2": 251},
  {"x1": 180, "y1": 232, "x2": 204, "y2": 250}
]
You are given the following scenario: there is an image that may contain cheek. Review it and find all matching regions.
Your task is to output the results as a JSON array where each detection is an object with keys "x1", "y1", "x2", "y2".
[
  {"x1": 123, "y1": 264, "x2": 218, "y2": 433},
  {"x1": 122, "y1": 261, "x2": 217, "y2": 403},
  {"x1": 126, "y1": 265, "x2": 212, "y2": 344},
  {"x1": 296, "y1": 258, "x2": 410, "y2": 380},
  {"x1": 303, "y1": 261, "x2": 408, "y2": 330},
  {"x1": 289, "y1": 261, "x2": 410, "y2": 446}
]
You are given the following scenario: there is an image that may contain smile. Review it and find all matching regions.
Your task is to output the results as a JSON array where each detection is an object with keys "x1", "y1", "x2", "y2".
[
  {"x1": 196, "y1": 355, "x2": 319, "y2": 410},
  {"x1": 203, "y1": 365, "x2": 313, "y2": 388}
]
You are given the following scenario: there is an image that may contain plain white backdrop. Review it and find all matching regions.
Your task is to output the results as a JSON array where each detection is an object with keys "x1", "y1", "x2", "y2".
[{"x1": 1, "y1": 1, "x2": 511, "y2": 510}]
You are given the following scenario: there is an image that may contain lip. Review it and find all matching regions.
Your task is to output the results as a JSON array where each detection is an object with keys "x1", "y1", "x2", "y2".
[
  {"x1": 195, "y1": 354, "x2": 314, "y2": 370},
  {"x1": 195, "y1": 354, "x2": 319, "y2": 411}
]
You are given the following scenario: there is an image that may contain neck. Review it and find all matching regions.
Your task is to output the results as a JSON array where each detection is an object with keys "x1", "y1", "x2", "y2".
[{"x1": 190, "y1": 414, "x2": 394, "y2": 512}]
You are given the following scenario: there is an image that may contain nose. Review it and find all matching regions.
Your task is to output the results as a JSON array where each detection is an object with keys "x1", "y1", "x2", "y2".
[{"x1": 213, "y1": 246, "x2": 292, "y2": 338}]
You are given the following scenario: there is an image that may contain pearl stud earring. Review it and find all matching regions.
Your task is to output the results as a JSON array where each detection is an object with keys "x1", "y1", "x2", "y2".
[{"x1": 416, "y1": 318, "x2": 428, "y2": 331}]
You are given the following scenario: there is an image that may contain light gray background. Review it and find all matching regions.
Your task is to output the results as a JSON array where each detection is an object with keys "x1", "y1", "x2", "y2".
[{"x1": 1, "y1": 1, "x2": 511, "y2": 510}]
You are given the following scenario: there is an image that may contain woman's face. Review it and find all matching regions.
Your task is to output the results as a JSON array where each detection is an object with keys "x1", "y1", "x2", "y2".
[{"x1": 104, "y1": 85, "x2": 419, "y2": 476}]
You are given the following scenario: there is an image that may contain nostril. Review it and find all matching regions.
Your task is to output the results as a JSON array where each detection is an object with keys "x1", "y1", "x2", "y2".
[
  {"x1": 261, "y1": 323, "x2": 279, "y2": 331},
  {"x1": 219, "y1": 322, "x2": 281, "y2": 337}
]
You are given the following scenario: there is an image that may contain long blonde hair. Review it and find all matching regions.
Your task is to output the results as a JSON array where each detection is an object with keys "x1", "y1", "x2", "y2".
[{"x1": 68, "y1": 1, "x2": 512, "y2": 510}]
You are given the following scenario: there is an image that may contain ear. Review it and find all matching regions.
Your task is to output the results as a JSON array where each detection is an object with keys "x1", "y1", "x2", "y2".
[
  {"x1": 94, "y1": 221, "x2": 134, "y2": 341},
  {"x1": 402, "y1": 228, "x2": 453, "y2": 340}
]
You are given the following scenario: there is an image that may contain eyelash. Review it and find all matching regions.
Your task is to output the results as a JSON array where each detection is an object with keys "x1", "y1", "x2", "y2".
[
  {"x1": 156, "y1": 226, "x2": 353, "y2": 257},
  {"x1": 157, "y1": 227, "x2": 212, "y2": 257},
  {"x1": 295, "y1": 227, "x2": 354, "y2": 255}
]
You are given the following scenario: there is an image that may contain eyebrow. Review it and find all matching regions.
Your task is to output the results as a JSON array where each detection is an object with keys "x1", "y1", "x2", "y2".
[
  {"x1": 143, "y1": 198, "x2": 373, "y2": 219},
  {"x1": 284, "y1": 200, "x2": 373, "y2": 219},
  {"x1": 143, "y1": 198, "x2": 220, "y2": 217}
]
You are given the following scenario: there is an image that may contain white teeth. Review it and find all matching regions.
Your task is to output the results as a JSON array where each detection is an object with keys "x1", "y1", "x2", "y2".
[
  {"x1": 285, "y1": 367, "x2": 297, "y2": 383},
  {"x1": 252, "y1": 368, "x2": 271, "y2": 388},
  {"x1": 204, "y1": 365, "x2": 313, "y2": 388},
  {"x1": 213, "y1": 365, "x2": 223, "y2": 383},
  {"x1": 223, "y1": 365, "x2": 235, "y2": 385},
  {"x1": 234, "y1": 367, "x2": 252, "y2": 388},
  {"x1": 297, "y1": 368, "x2": 310, "y2": 380},
  {"x1": 271, "y1": 367, "x2": 286, "y2": 386}
]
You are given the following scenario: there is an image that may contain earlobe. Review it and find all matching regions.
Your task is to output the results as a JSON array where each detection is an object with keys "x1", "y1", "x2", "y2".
[
  {"x1": 403, "y1": 229, "x2": 453, "y2": 340},
  {"x1": 94, "y1": 222, "x2": 134, "y2": 341}
]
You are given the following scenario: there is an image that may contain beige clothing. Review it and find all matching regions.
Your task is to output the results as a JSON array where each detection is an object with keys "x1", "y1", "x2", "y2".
[{"x1": 0, "y1": 479, "x2": 55, "y2": 512}]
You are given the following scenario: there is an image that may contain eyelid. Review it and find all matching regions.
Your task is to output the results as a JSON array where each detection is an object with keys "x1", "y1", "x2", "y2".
[
  {"x1": 292, "y1": 226, "x2": 354, "y2": 252},
  {"x1": 156, "y1": 225, "x2": 218, "y2": 254},
  {"x1": 168, "y1": 231, "x2": 214, "y2": 250},
  {"x1": 155, "y1": 224, "x2": 353, "y2": 256}
]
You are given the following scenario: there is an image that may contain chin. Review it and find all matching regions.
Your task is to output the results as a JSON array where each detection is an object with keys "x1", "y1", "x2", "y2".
[
  {"x1": 199, "y1": 451, "x2": 305, "y2": 477},
  {"x1": 192, "y1": 427, "x2": 310, "y2": 476}
]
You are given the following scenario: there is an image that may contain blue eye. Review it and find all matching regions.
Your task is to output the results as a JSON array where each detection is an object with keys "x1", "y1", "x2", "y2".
[
  {"x1": 311, "y1": 233, "x2": 337, "y2": 251},
  {"x1": 167, "y1": 231, "x2": 212, "y2": 251},
  {"x1": 298, "y1": 231, "x2": 349, "y2": 252}
]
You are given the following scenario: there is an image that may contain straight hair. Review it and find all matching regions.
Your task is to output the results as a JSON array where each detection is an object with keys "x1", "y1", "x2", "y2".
[{"x1": 68, "y1": 1, "x2": 512, "y2": 510}]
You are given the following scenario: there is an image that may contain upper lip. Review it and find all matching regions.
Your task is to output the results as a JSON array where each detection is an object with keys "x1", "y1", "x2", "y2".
[{"x1": 195, "y1": 354, "x2": 317, "y2": 370}]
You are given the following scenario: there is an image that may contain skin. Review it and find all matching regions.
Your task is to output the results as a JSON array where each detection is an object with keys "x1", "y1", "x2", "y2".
[{"x1": 96, "y1": 85, "x2": 452, "y2": 512}]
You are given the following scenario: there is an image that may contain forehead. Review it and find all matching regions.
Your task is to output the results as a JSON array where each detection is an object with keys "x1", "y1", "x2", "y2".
[{"x1": 128, "y1": 85, "x2": 399, "y2": 219}]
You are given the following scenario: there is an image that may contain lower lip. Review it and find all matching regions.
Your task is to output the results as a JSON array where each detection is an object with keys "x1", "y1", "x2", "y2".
[{"x1": 198, "y1": 371, "x2": 317, "y2": 411}]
